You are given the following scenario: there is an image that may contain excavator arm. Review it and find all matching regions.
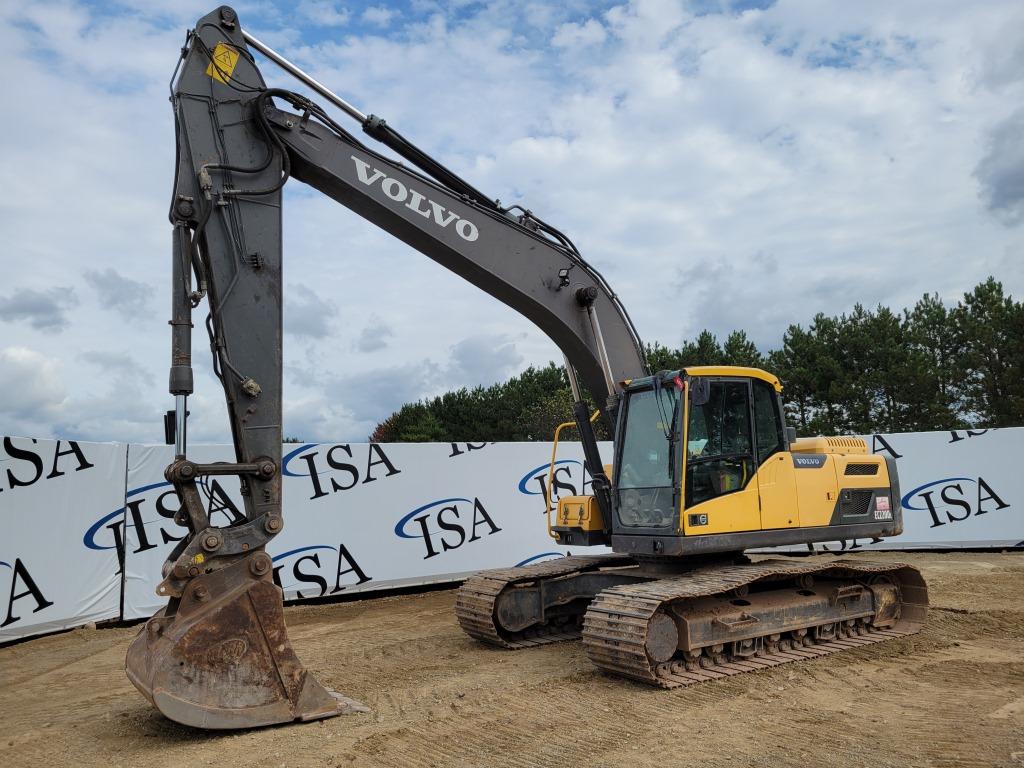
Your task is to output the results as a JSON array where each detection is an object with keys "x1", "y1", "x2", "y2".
[{"x1": 126, "y1": 5, "x2": 647, "y2": 730}]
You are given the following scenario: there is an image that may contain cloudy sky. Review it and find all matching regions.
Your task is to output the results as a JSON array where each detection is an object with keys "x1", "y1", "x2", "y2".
[{"x1": 0, "y1": 0, "x2": 1021, "y2": 444}]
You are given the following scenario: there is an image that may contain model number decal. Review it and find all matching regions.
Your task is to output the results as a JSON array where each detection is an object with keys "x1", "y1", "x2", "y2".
[{"x1": 873, "y1": 495, "x2": 893, "y2": 520}]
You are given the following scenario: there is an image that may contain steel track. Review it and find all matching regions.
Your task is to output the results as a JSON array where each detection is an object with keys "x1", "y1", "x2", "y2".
[
  {"x1": 582, "y1": 558, "x2": 929, "y2": 687},
  {"x1": 455, "y1": 554, "x2": 636, "y2": 648}
]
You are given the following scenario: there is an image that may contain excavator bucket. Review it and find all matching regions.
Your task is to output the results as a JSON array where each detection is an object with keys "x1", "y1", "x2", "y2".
[{"x1": 125, "y1": 556, "x2": 365, "y2": 729}]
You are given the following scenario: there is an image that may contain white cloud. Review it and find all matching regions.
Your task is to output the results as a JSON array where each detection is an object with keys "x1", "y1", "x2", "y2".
[
  {"x1": 285, "y1": 283, "x2": 340, "y2": 339},
  {"x1": 447, "y1": 334, "x2": 524, "y2": 385},
  {"x1": 0, "y1": 347, "x2": 67, "y2": 423},
  {"x1": 976, "y1": 108, "x2": 1024, "y2": 225},
  {"x1": 552, "y1": 19, "x2": 607, "y2": 48},
  {"x1": 83, "y1": 268, "x2": 156, "y2": 318},
  {"x1": 1, "y1": 0, "x2": 1022, "y2": 444},
  {"x1": 361, "y1": 6, "x2": 396, "y2": 27},
  {"x1": 0, "y1": 287, "x2": 78, "y2": 332},
  {"x1": 354, "y1": 316, "x2": 395, "y2": 352},
  {"x1": 297, "y1": 0, "x2": 350, "y2": 27}
]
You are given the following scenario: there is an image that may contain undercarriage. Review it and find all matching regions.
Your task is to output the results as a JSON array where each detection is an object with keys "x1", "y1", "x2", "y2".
[{"x1": 456, "y1": 555, "x2": 928, "y2": 686}]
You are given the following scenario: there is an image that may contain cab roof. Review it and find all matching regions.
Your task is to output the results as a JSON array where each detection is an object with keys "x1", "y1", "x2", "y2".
[{"x1": 684, "y1": 366, "x2": 782, "y2": 392}]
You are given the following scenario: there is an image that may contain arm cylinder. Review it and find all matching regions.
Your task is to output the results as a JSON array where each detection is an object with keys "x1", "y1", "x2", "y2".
[
  {"x1": 169, "y1": 223, "x2": 194, "y2": 458},
  {"x1": 241, "y1": 30, "x2": 367, "y2": 122}
]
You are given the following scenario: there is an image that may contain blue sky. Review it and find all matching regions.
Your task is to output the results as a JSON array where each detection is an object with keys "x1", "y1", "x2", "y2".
[{"x1": 0, "y1": 0, "x2": 1021, "y2": 443}]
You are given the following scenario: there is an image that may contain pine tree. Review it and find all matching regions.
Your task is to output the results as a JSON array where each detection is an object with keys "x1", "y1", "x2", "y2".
[
  {"x1": 367, "y1": 278, "x2": 1023, "y2": 440},
  {"x1": 954, "y1": 278, "x2": 1024, "y2": 426}
]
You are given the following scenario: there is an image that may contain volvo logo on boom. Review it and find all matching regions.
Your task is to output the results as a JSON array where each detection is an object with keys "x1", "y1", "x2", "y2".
[{"x1": 351, "y1": 155, "x2": 480, "y2": 242}]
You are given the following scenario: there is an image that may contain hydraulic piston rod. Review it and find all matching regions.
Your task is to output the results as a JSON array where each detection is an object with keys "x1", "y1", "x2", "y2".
[
  {"x1": 243, "y1": 29, "x2": 500, "y2": 210},
  {"x1": 241, "y1": 30, "x2": 367, "y2": 122},
  {"x1": 169, "y1": 223, "x2": 193, "y2": 459}
]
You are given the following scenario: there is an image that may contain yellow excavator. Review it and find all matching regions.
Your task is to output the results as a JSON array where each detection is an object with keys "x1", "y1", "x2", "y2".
[
  {"x1": 128, "y1": 6, "x2": 927, "y2": 729},
  {"x1": 456, "y1": 367, "x2": 928, "y2": 687}
]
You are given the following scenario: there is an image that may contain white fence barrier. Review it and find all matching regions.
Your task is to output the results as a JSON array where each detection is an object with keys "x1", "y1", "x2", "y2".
[
  {"x1": 1, "y1": 428, "x2": 1020, "y2": 641},
  {"x1": 120, "y1": 441, "x2": 605, "y2": 620},
  {"x1": 1, "y1": 438, "x2": 126, "y2": 641}
]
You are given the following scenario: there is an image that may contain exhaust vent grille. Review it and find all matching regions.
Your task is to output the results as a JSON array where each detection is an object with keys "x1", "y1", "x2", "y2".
[{"x1": 845, "y1": 463, "x2": 879, "y2": 476}]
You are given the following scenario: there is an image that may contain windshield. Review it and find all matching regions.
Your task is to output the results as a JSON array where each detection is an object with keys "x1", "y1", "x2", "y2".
[{"x1": 617, "y1": 385, "x2": 679, "y2": 489}]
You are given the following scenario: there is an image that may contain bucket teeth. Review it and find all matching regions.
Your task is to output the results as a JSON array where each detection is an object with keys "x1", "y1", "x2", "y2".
[{"x1": 125, "y1": 556, "x2": 366, "y2": 729}]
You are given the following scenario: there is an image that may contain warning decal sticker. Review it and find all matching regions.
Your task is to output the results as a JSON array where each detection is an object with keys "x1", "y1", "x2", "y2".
[{"x1": 205, "y1": 42, "x2": 240, "y2": 84}]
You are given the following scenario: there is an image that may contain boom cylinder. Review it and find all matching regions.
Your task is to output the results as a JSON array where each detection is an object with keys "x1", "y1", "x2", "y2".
[
  {"x1": 585, "y1": 304, "x2": 616, "y2": 397},
  {"x1": 563, "y1": 354, "x2": 583, "y2": 401}
]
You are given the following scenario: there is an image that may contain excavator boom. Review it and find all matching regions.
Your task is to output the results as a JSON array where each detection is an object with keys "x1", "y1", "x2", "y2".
[{"x1": 127, "y1": 5, "x2": 647, "y2": 729}]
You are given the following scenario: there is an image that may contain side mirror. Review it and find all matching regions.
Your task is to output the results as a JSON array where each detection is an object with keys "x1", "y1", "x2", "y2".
[
  {"x1": 786, "y1": 426, "x2": 797, "y2": 444},
  {"x1": 690, "y1": 377, "x2": 710, "y2": 407}
]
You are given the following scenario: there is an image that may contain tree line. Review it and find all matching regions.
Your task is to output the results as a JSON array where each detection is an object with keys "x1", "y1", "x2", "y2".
[{"x1": 370, "y1": 277, "x2": 1023, "y2": 441}]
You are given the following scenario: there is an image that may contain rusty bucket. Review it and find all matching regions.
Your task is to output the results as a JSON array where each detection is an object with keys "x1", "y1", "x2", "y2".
[{"x1": 125, "y1": 554, "x2": 365, "y2": 729}]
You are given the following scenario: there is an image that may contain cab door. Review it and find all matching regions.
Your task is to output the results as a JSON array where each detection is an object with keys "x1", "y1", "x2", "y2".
[
  {"x1": 753, "y1": 379, "x2": 799, "y2": 529},
  {"x1": 681, "y1": 378, "x2": 761, "y2": 535}
]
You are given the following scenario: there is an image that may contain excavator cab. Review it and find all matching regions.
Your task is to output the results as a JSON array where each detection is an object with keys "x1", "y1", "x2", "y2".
[{"x1": 552, "y1": 366, "x2": 906, "y2": 553}]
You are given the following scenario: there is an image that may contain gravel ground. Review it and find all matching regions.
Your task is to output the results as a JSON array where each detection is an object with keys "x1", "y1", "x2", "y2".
[{"x1": 2, "y1": 551, "x2": 1023, "y2": 768}]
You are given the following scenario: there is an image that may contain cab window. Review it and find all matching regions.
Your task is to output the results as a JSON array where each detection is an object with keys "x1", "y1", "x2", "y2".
[
  {"x1": 617, "y1": 385, "x2": 678, "y2": 490},
  {"x1": 752, "y1": 380, "x2": 784, "y2": 465},
  {"x1": 685, "y1": 380, "x2": 754, "y2": 506}
]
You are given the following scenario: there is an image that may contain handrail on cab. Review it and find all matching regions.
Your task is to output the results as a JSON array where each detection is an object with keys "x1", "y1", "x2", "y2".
[{"x1": 545, "y1": 410, "x2": 601, "y2": 539}]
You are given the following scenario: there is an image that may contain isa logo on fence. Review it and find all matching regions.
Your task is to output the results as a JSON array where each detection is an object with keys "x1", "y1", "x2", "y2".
[
  {"x1": 283, "y1": 443, "x2": 401, "y2": 500},
  {"x1": 901, "y1": 476, "x2": 1010, "y2": 529},
  {"x1": 271, "y1": 543, "x2": 372, "y2": 599},
  {"x1": 0, "y1": 557, "x2": 54, "y2": 629},
  {"x1": 394, "y1": 497, "x2": 502, "y2": 560},
  {"x1": 83, "y1": 478, "x2": 245, "y2": 573},
  {"x1": 517, "y1": 459, "x2": 593, "y2": 513}
]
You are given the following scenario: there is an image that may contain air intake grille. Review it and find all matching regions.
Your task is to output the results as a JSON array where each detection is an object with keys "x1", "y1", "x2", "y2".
[
  {"x1": 845, "y1": 463, "x2": 879, "y2": 476},
  {"x1": 826, "y1": 436, "x2": 869, "y2": 452},
  {"x1": 840, "y1": 490, "x2": 873, "y2": 518}
]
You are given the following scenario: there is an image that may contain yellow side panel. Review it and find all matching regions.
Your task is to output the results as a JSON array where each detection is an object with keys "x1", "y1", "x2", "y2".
[
  {"x1": 832, "y1": 456, "x2": 889, "y2": 491},
  {"x1": 794, "y1": 458, "x2": 839, "y2": 527},
  {"x1": 556, "y1": 495, "x2": 604, "y2": 532},
  {"x1": 682, "y1": 485, "x2": 761, "y2": 535},
  {"x1": 757, "y1": 453, "x2": 800, "y2": 529}
]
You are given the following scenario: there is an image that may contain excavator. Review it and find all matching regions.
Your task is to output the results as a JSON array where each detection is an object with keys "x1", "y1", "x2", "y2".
[{"x1": 126, "y1": 5, "x2": 929, "y2": 730}]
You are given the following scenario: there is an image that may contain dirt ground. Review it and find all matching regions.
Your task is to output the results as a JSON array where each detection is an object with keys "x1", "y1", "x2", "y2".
[{"x1": 2, "y1": 552, "x2": 1023, "y2": 768}]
